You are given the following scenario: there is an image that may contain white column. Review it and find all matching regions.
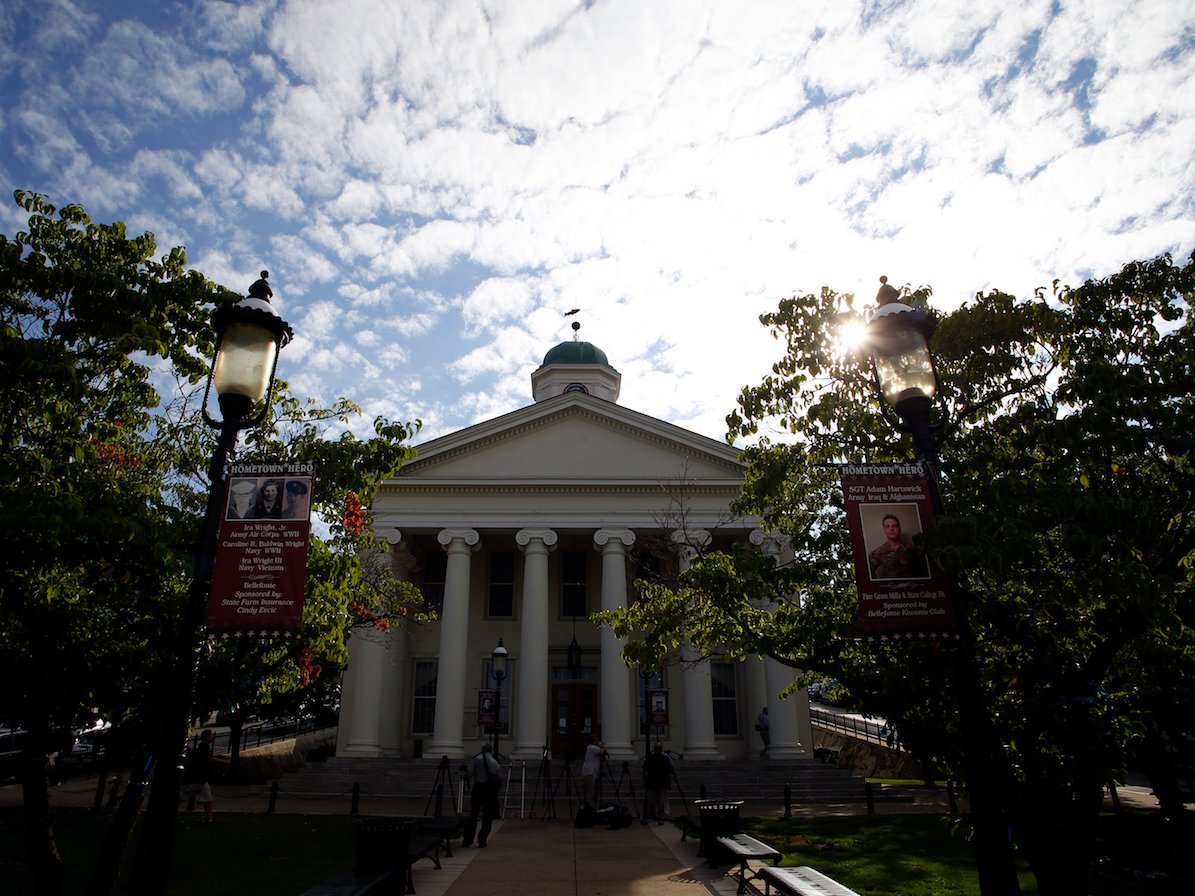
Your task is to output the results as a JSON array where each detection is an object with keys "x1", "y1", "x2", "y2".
[
  {"x1": 338, "y1": 530, "x2": 416, "y2": 758},
  {"x1": 751, "y1": 529, "x2": 812, "y2": 756},
  {"x1": 675, "y1": 530, "x2": 722, "y2": 759},
  {"x1": 379, "y1": 530, "x2": 417, "y2": 755},
  {"x1": 514, "y1": 528, "x2": 557, "y2": 758},
  {"x1": 341, "y1": 629, "x2": 386, "y2": 756},
  {"x1": 595, "y1": 528, "x2": 636, "y2": 759},
  {"x1": 428, "y1": 528, "x2": 479, "y2": 758}
]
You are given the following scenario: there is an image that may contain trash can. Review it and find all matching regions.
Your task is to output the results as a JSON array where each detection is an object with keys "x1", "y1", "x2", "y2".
[{"x1": 694, "y1": 799, "x2": 743, "y2": 865}]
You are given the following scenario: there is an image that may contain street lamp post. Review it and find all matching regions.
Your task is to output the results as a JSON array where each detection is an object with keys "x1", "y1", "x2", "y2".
[
  {"x1": 865, "y1": 277, "x2": 1021, "y2": 896},
  {"x1": 491, "y1": 639, "x2": 508, "y2": 761},
  {"x1": 131, "y1": 272, "x2": 292, "y2": 895}
]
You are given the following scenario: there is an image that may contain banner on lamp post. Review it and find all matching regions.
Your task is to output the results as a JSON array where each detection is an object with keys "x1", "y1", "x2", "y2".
[
  {"x1": 841, "y1": 463, "x2": 956, "y2": 640},
  {"x1": 477, "y1": 689, "x2": 498, "y2": 728},
  {"x1": 648, "y1": 689, "x2": 669, "y2": 727},
  {"x1": 208, "y1": 462, "x2": 314, "y2": 638}
]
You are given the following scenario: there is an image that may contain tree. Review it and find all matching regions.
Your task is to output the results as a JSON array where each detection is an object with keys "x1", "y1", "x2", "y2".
[
  {"x1": 600, "y1": 252, "x2": 1195, "y2": 896},
  {"x1": 0, "y1": 192, "x2": 423, "y2": 895}
]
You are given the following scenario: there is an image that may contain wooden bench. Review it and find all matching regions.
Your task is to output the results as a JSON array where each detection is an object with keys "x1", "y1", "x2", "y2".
[
  {"x1": 713, "y1": 833, "x2": 782, "y2": 893},
  {"x1": 298, "y1": 867, "x2": 402, "y2": 896},
  {"x1": 758, "y1": 866, "x2": 861, "y2": 896},
  {"x1": 416, "y1": 815, "x2": 466, "y2": 858}
]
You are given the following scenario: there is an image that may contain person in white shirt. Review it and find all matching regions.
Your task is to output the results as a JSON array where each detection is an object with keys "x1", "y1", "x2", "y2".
[
  {"x1": 462, "y1": 744, "x2": 501, "y2": 847},
  {"x1": 580, "y1": 736, "x2": 606, "y2": 807}
]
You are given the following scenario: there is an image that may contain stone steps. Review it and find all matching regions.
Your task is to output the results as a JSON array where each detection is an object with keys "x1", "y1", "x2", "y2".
[{"x1": 267, "y1": 755, "x2": 868, "y2": 804}]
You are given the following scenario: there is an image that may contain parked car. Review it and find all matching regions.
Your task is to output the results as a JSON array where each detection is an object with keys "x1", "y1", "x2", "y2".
[
  {"x1": 1, "y1": 728, "x2": 32, "y2": 782},
  {"x1": 54, "y1": 725, "x2": 108, "y2": 774}
]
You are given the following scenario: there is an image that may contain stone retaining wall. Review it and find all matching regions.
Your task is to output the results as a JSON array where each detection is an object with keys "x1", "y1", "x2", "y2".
[
  {"x1": 812, "y1": 728, "x2": 925, "y2": 779},
  {"x1": 233, "y1": 729, "x2": 338, "y2": 781}
]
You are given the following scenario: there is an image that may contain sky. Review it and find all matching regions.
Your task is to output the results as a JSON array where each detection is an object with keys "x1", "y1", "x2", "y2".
[{"x1": 2, "y1": 0, "x2": 1193, "y2": 446}]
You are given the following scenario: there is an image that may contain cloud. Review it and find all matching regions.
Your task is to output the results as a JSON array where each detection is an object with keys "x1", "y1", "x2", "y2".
[{"x1": 2, "y1": 0, "x2": 1192, "y2": 450}]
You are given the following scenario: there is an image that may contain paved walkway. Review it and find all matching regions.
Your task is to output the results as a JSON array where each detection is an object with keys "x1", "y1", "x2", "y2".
[{"x1": 2, "y1": 775, "x2": 1163, "y2": 896}]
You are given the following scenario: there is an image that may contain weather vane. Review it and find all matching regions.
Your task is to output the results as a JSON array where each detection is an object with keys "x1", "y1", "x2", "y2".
[{"x1": 564, "y1": 307, "x2": 582, "y2": 340}]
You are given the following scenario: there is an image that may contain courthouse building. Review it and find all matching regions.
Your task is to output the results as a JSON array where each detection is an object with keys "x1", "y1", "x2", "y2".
[{"x1": 335, "y1": 332, "x2": 813, "y2": 762}]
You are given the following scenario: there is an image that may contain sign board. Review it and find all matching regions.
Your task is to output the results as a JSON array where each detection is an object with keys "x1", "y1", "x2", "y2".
[
  {"x1": 648, "y1": 689, "x2": 669, "y2": 726},
  {"x1": 840, "y1": 463, "x2": 956, "y2": 639},
  {"x1": 208, "y1": 462, "x2": 314, "y2": 638},
  {"x1": 477, "y1": 689, "x2": 498, "y2": 728}
]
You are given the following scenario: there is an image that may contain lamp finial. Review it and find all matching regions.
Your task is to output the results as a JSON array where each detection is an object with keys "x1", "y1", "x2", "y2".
[{"x1": 876, "y1": 275, "x2": 900, "y2": 307}]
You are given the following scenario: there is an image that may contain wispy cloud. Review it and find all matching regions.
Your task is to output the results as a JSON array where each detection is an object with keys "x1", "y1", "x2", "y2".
[{"x1": 2, "y1": 0, "x2": 1192, "y2": 444}]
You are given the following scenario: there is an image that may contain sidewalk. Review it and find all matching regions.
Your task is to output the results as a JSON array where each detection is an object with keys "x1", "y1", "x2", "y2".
[{"x1": 3, "y1": 774, "x2": 1163, "y2": 896}]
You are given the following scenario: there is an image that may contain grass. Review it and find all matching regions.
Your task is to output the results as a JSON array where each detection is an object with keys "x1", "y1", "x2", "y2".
[
  {"x1": 741, "y1": 811, "x2": 1193, "y2": 896},
  {"x1": 2, "y1": 806, "x2": 1191, "y2": 895},
  {"x1": 742, "y1": 815, "x2": 1036, "y2": 896},
  {"x1": 0, "y1": 809, "x2": 355, "y2": 895}
]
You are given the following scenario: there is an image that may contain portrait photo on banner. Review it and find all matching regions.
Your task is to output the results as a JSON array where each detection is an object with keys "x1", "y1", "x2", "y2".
[
  {"x1": 859, "y1": 502, "x2": 932, "y2": 582},
  {"x1": 224, "y1": 475, "x2": 311, "y2": 521}
]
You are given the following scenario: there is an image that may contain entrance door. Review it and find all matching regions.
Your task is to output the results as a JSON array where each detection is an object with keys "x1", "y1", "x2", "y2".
[{"x1": 551, "y1": 682, "x2": 597, "y2": 762}]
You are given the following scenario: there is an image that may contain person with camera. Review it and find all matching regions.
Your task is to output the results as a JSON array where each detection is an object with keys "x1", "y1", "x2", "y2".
[
  {"x1": 580, "y1": 735, "x2": 606, "y2": 807},
  {"x1": 462, "y1": 743, "x2": 501, "y2": 848}
]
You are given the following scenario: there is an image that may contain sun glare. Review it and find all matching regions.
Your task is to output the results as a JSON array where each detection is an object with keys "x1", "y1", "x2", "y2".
[{"x1": 832, "y1": 314, "x2": 870, "y2": 360}]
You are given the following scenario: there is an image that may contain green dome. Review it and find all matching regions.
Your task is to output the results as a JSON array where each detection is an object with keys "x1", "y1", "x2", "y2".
[{"x1": 540, "y1": 341, "x2": 613, "y2": 368}]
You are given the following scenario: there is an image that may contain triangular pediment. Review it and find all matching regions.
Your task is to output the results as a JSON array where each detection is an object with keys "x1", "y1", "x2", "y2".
[{"x1": 397, "y1": 393, "x2": 742, "y2": 485}]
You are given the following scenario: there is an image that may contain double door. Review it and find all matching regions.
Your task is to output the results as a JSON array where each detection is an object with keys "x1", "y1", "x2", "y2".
[{"x1": 550, "y1": 682, "x2": 597, "y2": 762}]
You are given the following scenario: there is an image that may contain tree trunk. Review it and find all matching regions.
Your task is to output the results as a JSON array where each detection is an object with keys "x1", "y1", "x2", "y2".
[
  {"x1": 1014, "y1": 782, "x2": 1103, "y2": 896},
  {"x1": 20, "y1": 751, "x2": 64, "y2": 896},
  {"x1": 86, "y1": 752, "x2": 150, "y2": 896}
]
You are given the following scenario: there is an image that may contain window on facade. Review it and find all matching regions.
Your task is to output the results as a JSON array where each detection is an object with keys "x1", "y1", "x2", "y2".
[
  {"x1": 561, "y1": 551, "x2": 588, "y2": 617},
  {"x1": 638, "y1": 667, "x2": 670, "y2": 737},
  {"x1": 412, "y1": 660, "x2": 438, "y2": 735},
  {"x1": 487, "y1": 551, "x2": 515, "y2": 617},
  {"x1": 710, "y1": 661, "x2": 739, "y2": 736},
  {"x1": 422, "y1": 551, "x2": 446, "y2": 615},
  {"x1": 483, "y1": 659, "x2": 513, "y2": 736}
]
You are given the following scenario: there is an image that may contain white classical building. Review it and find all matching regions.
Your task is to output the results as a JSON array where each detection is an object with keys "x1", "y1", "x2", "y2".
[{"x1": 335, "y1": 334, "x2": 813, "y2": 763}]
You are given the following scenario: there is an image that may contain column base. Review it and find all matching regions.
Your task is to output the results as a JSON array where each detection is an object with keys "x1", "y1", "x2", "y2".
[
  {"x1": 426, "y1": 742, "x2": 466, "y2": 760},
  {"x1": 680, "y1": 746, "x2": 725, "y2": 760},
  {"x1": 764, "y1": 745, "x2": 808, "y2": 759},
  {"x1": 338, "y1": 742, "x2": 384, "y2": 758}
]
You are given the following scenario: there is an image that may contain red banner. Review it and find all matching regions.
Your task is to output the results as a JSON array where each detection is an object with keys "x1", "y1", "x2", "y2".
[
  {"x1": 841, "y1": 463, "x2": 956, "y2": 640},
  {"x1": 648, "y1": 689, "x2": 669, "y2": 726},
  {"x1": 477, "y1": 689, "x2": 498, "y2": 727},
  {"x1": 208, "y1": 462, "x2": 314, "y2": 638}
]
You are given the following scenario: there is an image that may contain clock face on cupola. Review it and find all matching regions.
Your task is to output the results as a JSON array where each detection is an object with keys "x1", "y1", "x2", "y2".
[{"x1": 531, "y1": 318, "x2": 622, "y2": 403}]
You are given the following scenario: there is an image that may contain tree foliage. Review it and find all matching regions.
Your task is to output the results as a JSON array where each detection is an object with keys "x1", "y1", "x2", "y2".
[
  {"x1": 0, "y1": 192, "x2": 423, "y2": 895},
  {"x1": 600, "y1": 252, "x2": 1195, "y2": 894}
]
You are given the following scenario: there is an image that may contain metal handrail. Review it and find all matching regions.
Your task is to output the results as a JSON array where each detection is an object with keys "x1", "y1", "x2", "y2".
[{"x1": 809, "y1": 707, "x2": 905, "y2": 752}]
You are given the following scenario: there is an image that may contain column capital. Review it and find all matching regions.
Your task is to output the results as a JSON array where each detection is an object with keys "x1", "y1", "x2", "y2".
[
  {"x1": 594, "y1": 528, "x2": 635, "y2": 552},
  {"x1": 437, "y1": 528, "x2": 481, "y2": 552},
  {"x1": 672, "y1": 529, "x2": 710, "y2": 568},
  {"x1": 377, "y1": 528, "x2": 418, "y2": 572},
  {"x1": 671, "y1": 528, "x2": 711, "y2": 549},
  {"x1": 516, "y1": 528, "x2": 558, "y2": 552},
  {"x1": 749, "y1": 529, "x2": 786, "y2": 561}
]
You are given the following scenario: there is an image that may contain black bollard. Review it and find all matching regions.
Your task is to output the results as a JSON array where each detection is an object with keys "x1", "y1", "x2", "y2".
[
  {"x1": 865, "y1": 781, "x2": 876, "y2": 815},
  {"x1": 784, "y1": 782, "x2": 792, "y2": 818},
  {"x1": 93, "y1": 774, "x2": 108, "y2": 812},
  {"x1": 351, "y1": 782, "x2": 360, "y2": 816},
  {"x1": 947, "y1": 780, "x2": 959, "y2": 816},
  {"x1": 106, "y1": 774, "x2": 122, "y2": 810},
  {"x1": 700, "y1": 783, "x2": 707, "y2": 799},
  {"x1": 268, "y1": 779, "x2": 279, "y2": 815}
]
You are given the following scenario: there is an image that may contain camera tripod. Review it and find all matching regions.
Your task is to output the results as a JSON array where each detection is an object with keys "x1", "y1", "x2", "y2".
[
  {"x1": 594, "y1": 754, "x2": 640, "y2": 818},
  {"x1": 528, "y1": 745, "x2": 556, "y2": 819},
  {"x1": 424, "y1": 754, "x2": 462, "y2": 817}
]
